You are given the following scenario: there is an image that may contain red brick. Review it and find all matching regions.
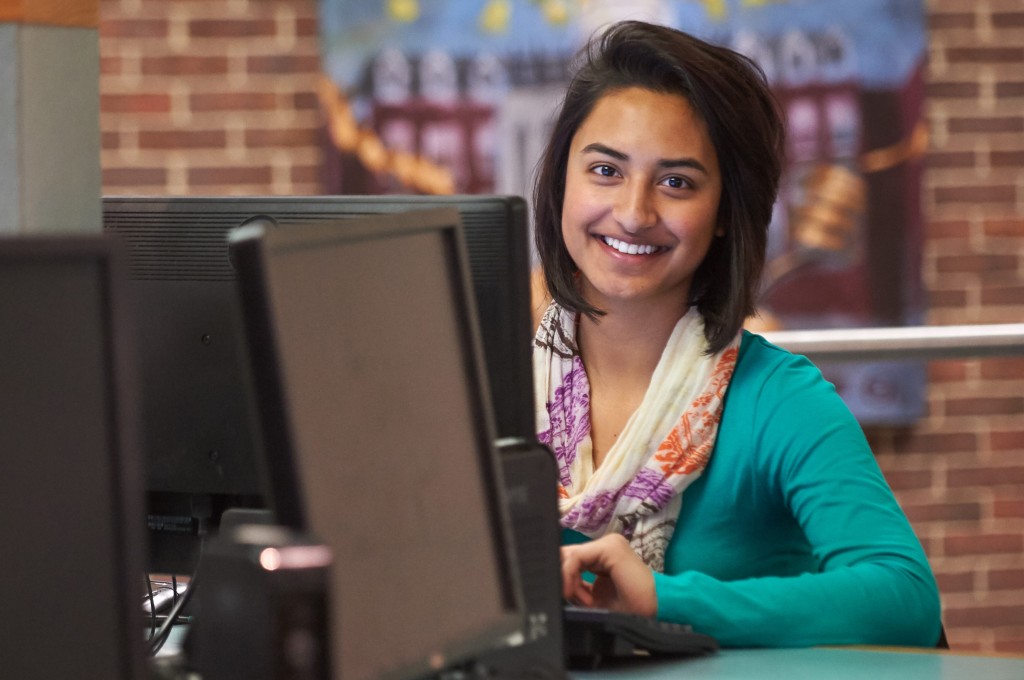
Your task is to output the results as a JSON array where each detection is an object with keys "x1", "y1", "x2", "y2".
[
  {"x1": 991, "y1": 12, "x2": 1024, "y2": 28},
  {"x1": 934, "y1": 571, "x2": 976, "y2": 593},
  {"x1": 928, "y1": 12, "x2": 975, "y2": 30},
  {"x1": 902, "y1": 502, "x2": 981, "y2": 523},
  {"x1": 991, "y1": 430, "x2": 1024, "y2": 451},
  {"x1": 934, "y1": 253, "x2": 1018, "y2": 274},
  {"x1": 926, "y1": 289, "x2": 968, "y2": 309},
  {"x1": 978, "y1": 285, "x2": 1024, "y2": 306},
  {"x1": 983, "y1": 218, "x2": 1024, "y2": 237},
  {"x1": 953, "y1": 640, "x2": 985, "y2": 653},
  {"x1": 189, "y1": 19, "x2": 276, "y2": 38},
  {"x1": 925, "y1": 82, "x2": 981, "y2": 99},
  {"x1": 900, "y1": 431, "x2": 978, "y2": 454},
  {"x1": 188, "y1": 166, "x2": 273, "y2": 186},
  {"x1": 992, "y1": 150, "x2": 1024, "y2": 168},
  {"x1": 142, "y1": 56, "x2": 230, "y2": 76},
  {"x1": 290, "y1": 164, "x2": 322, "y2": 184},
  {"x1": 946, "y1": 604, "x2": 1024, "y2": 628},
  {"x1": 927, "y1": 361, "x2": 969, "y2": 383},
  {"x1": 946, "y1": 465, "x2": 1024, "y2": 487},
  {"x1": 945, "y1": 47, "x2": 1024, "y2": 64},
  {"x1": 246, "y1": 54, "x2": 322, "y2": 74},
  {"x1": 994, "y1": 639, "x2": 1024, "y2": 654},
  {"x1": 989, "y1": 568, "x2": 1024, "y2": 590},
  {"x1": 933, "y1": 185, "x2": 1016, "y2": 205},
  {"x1": 101, "y1": 93, "x2": 172, "y2": 114},
  {"x1": 190, "y1": 92, "x2": 279, "y2": 112},
  {"x1": 995, "y1": 81, "x2": 1024, "y2": 98},
  {"x1": 879, "y1": 469, "x2": 934, "y2": 490},
  {"x1": 947, "y1": 117, "x2": 1024, "y2": 134},
  {"x1": 979, "y1": 358, "x2": 1024, "y2": 380},
  {"x1": 101, "y1": 131, "x2": 120, "y2": 150},
  {"x1": 945, "y1": 396, "x2": 1024, "y2": 417},
  {"x1": 102, "y1": 167, "x2": 167, "y2": 186},
  {"x1": 138, "y1": 130, "x2": 227, "y2": 150},
  {"x1": 293, "y1": 91, "x2": 319, "y2": 110},
  {"x1": 926, "y1": 219, "x2": 972, "y2": 239},
  {"x1": 100, "y1": 56, "x2": 122, "y2": 76},
  {"x1": 244, "y1": 127, "x2": 319, "y2": 148},
  {"x1": 916, "y1": 535, "x2": 939, "y2": 557},
  {"x1": 945, "y1": 533, "x2": 1024, "y2": 556},
  {"x1": 993, "y1": 499, "x2": 1024, "y2": 518},
  {"x1": 100, "y1": 18, "x2": 168, "y2": 39},
  {"x1": 926, "y1": 151, "x2": 978, "y2": 169},
  {"x1": 296, "y1": 17, "x2": 319, "y2": 37}
]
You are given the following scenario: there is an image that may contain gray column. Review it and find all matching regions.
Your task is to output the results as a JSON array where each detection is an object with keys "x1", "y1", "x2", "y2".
[{"x1": 0, "y1": 20, "x2": 101, "y2": 233}]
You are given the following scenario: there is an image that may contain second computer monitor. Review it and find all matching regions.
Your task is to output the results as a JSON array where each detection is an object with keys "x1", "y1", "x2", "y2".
[{"x1": 103, "y1": 194, "x2": 535, "y2": 574}]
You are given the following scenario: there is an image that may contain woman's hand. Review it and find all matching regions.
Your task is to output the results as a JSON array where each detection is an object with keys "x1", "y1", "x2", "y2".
[{"x1": 560, "y1": 533, "x2": 657, "y2": 618}]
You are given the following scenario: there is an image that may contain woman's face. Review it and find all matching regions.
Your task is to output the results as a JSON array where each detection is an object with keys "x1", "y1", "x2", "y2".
[{"x1": 561, "y1": 86, "x2": 722, "y2": 313}]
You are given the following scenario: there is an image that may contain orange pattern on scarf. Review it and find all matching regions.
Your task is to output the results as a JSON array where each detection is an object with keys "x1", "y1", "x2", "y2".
[{"x1": 653, "y1": 347, "x2": 739, "y2": 477}]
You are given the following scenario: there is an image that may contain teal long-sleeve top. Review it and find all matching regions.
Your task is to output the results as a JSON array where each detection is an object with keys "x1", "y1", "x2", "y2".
[{"x1": 563, "y1": 331, "x2": 942, "y2": 648}]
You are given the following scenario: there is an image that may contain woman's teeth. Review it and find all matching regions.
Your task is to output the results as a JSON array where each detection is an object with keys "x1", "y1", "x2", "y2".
[{"x1": 602, "y1": 236, "x2": 661, "y2": 255}]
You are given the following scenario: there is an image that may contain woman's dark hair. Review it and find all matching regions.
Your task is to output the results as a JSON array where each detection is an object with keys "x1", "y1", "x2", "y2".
[{"x1": 533, "y1": 20, "x2": 785, "y2": 353}]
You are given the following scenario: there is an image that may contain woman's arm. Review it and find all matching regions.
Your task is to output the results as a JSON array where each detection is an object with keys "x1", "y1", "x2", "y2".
[{"x1": 654, "y1": 345, "x2": 942, "y2": 647}]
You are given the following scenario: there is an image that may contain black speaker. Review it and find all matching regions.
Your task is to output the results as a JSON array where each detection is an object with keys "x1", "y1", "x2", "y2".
[
  {"x1": 481, "y1": 438, "x2": 566, "y2": 679},
  {"x1": 190, "y1": 524, "x2": 331, "y2": 680}
]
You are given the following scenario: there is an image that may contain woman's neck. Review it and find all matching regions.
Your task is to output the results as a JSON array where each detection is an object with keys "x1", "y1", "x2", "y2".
[
  {"x1": 577, "y1": 299, "x2": 686, "y2": 380},
  {"x1": 576, "y1": 301, "x2": 687, "y2": 468}
]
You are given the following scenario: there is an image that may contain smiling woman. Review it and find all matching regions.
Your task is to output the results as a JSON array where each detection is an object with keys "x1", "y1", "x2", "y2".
[{"x1": 530, "y1": 20, "x2": 943, "y2": 649}]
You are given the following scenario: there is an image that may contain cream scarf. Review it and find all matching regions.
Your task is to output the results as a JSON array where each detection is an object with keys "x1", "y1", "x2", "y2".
[{"x1": 534, "y1": 302, "x2": 740, "y2": 572}]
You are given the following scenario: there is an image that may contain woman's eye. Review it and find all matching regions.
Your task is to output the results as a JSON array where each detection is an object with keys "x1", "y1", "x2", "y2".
[
  {"x1": 663, "y1": 176, "x2": 688, "y2": 189},
  {"x1": 592, "y1": 164, "x2": 617, "y2": 177}
]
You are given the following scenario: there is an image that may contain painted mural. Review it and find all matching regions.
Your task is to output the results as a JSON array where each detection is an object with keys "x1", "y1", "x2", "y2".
[{"x1": 317, "y1": 0, "x2": 929, "y2": 424}]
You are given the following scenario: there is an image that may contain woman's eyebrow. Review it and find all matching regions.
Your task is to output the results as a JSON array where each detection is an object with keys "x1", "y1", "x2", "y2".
[
  {"x1": 581, "y1": 142, "x2": 628, "y2": 161},
  {"x1": 580, "y1": 142, "x2": 708, "y2": 175}
]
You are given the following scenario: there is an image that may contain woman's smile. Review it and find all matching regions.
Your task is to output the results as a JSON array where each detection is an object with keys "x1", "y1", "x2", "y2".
[{"x1": 597, "y1": 235, "x2": 668, "y2": 257}]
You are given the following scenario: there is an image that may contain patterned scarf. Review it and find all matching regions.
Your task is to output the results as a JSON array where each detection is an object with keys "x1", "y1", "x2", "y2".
[{"x1": 534, "y1": 302, "x2": 740, "y2": 572}]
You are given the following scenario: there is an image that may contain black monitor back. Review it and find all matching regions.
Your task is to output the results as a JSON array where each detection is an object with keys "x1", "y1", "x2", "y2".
[
  {"x1": 103, "y1": 195, "x2": 534, "y2": 573},
  {"x1": 0, "y1": 235, "x2": 146, "y2": 680}
]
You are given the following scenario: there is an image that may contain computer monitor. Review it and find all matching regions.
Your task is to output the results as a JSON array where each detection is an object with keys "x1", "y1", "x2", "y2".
[
  {"x1": 0, "y1": 235, "x2": 146, "y2": 680},
  {"x1": 228, "y1": 208, "x2": 523, "y2": 680},
  {"x1": 103, "y1": 195, "x2": 534, "y2": 575}
]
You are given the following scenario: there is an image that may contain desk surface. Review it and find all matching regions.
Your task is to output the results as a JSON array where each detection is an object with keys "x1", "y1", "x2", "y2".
[{"x1": 573, "y1": 647, "x2": 1024, "y2": 680}]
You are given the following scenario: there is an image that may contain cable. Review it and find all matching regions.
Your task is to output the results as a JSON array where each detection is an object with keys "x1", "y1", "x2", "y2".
[
  {"x1": 146, "y1": 543, "x2": 204, "y2": 658},
  {"x1": 146, "y1": 570, "x2": 198, "y2": 657},
  {"x1": 145, "y1": 574, "x2": 157, "y2": 638}
]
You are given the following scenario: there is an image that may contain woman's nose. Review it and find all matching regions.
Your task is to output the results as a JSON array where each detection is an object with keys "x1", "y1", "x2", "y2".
[{"x1": 613, "y1": 181, "x2": 657, "y2": 233}]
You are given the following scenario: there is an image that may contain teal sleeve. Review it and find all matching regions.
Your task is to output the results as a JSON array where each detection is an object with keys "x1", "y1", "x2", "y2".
[{"x1": 653, "y1": 341, "x2": 942, "y2": 647}]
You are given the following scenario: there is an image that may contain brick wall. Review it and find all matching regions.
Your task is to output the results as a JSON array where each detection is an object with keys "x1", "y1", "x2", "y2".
[
  {"x1": 99, "y1": 0, "x2": 323, "y2": 195},
  {"x1": 97, "y1": 0, "x2": 1023, "y2": 654},
  {"x1": 866, "y1": 0, "x2": 1024, "y2": 654}
]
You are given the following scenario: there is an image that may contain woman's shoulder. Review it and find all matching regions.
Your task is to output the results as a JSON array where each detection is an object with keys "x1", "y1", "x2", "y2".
[
  {"x1": 734, "y1": 330, "x2": 822, "y2": 387},
  {"x1": 728, "y1": 330, "x2": 850, "y2": 422}
]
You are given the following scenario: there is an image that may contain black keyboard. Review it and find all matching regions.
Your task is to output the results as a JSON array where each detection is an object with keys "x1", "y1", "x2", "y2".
[{"x1": 563, "y1": 605, "x2": 718, "y2": 668}]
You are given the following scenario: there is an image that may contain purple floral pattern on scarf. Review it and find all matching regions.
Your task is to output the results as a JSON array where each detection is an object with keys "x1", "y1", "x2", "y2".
[
  {"x1": 562, "y1": 488, "x2": 622, "y2": 534},
  {"x1": 622, "y1": 466, "x2": 676, "y2": 511},
  {"x1": 538, "y1": 355, "x2": 590, "y2": 489}
]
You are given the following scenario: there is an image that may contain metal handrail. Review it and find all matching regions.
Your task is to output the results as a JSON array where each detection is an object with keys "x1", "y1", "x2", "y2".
[{"x1": 761, "y1": 323, "x2": 1024, "y2": 362}]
